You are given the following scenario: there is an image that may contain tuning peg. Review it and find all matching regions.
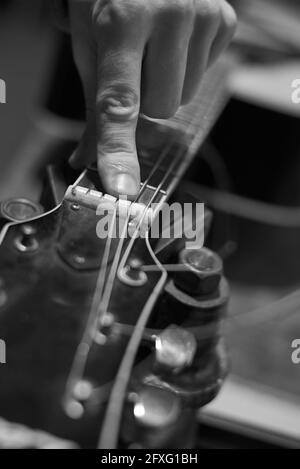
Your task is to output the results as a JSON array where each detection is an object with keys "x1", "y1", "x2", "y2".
[
  {"x1": 121, "y1": 386, "x2": 196, "y2": 448},
  {"x1": 155, "y1": 325, "x2": 197, "y2": 373},
  {"x1": 174, "y1": 247, "x2": 223, "y2": 296},
  {"x1": 130, "y1": 386, "x2": 181, "y2": 429}
]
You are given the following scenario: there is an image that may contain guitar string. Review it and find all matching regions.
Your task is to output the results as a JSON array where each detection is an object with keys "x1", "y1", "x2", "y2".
[
  {"x1": 64, "y1": 144, "x2": 175, "y2": 404},
  {"x1": 93, "y1": 150, "x2": 180, "y2": 346},
  {"x1": 87, "y1": 281, "x2": 300, "y2": 408},
  {"x1": 98, "y1": 233, "x2": 167, "y2": 448},
  {"x1": 64, "y1": 207, "x2": 117, "y2": 408},
  {"x1": 64, "y1": 153, "x2": 167, "y2": 403},
  {"x1": 97, "y1": 155, "x2": 184, "y2": 448}
]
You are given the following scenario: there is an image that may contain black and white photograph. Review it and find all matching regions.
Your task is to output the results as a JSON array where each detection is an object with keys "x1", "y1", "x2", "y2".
[{"x1": 0, "y1": 0, "x2": 300, "y2": 454}]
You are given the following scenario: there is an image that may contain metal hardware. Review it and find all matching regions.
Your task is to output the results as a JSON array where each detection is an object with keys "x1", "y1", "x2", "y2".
[
  {"x1": 118, "y1": 259, "x2": 148, "y2": 287},
  {"x1": 155, "y1": 325, "x2": 197, "y2": 373},
  {"x1": 0, "y1": 198, "x2": 43, "y2": 222},
  {"x1": 174, "y1": 247, "x2": 223, "y2": 296},
  {"x1": 130, "y1": 387, "x2": 181, "y2": 429},
  {"x1": 14, "y1": 225, "x2": 39, "y2": 253},
  {"x1": 73, "y1": 380, "x2": 93, "y2": 402},
  {"x1": 64, "y1": 399, "x2": 84, "y2": 420}
]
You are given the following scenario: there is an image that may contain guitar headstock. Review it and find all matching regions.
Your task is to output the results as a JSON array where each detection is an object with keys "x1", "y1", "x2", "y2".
[
  {"x1": 0, "y1": 58, "x2": 233, "y2": 448},
  {"x1": 0, "y1": 159, "x2": 229, "y2": 448}
]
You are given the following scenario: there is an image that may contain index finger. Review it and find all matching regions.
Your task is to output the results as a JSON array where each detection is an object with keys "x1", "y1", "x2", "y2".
[{"x1": 93, "y1": 3, "x2": 150, "y2": 197}]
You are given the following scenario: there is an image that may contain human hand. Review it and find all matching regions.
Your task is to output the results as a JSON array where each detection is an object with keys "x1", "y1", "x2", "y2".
[{"x1": 68, "y1": 0, "x2": 236, "y2": 196}]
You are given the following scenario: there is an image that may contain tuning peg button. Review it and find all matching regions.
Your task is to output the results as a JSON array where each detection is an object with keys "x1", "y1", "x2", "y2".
[
  {"x1": 131, "y1": 387, "x2": 181, "y2": 429},
  {"x1": 155, "y1": 326, "x2": 197, "y2": 373}
]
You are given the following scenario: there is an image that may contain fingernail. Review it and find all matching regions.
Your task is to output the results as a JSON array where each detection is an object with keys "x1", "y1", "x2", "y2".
[{"x1": 113, "y1": 173, "x2": 139, "y2": 197}]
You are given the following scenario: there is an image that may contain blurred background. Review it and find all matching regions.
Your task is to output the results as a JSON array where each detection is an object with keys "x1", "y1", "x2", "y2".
[{"x1": 0, "y1": 0, "x2": 300, "y2": 448}]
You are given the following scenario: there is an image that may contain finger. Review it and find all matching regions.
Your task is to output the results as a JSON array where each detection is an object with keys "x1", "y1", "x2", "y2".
[
  {"x1": 141, "y1": 4, "x2": 194, "y2": 119},
  {"x1": 182, "y1": 0, "x2": 221, "y2": 104},
  {"x1": 208, "y1": 0, "x2": 237, "y2": 66},
  {"x1": 93, "y1": 3, "x2": 150, "y2": 197}
]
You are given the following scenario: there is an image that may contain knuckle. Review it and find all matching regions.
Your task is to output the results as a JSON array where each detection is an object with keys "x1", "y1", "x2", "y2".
[
  {"x1": 92, "y1": 0, "x2": 149, "y2": 29},
  {"x1": 97, "y1": 85, "x2": 139, "y2": 123},
  {"x1": 159, "y1": 0, "x2": 194, "y2": 22},
  {"x1": 196, "y1": 0, "x2": 221, "y2": 23},
  {"x1": 171, "y1": 0, "x2": 193, "y2": 14}
]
